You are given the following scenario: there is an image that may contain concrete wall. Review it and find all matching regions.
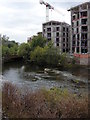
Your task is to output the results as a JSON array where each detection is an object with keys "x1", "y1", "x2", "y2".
[
  {"x1": 80, "y1": 58, "x2": 90, "y2": 65},
  {"x1": 74, "y1": 53, "x2": 90, "y2": 65}
]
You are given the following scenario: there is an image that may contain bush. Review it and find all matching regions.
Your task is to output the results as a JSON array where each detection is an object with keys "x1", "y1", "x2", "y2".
[
  {"x1": 2, "y1": 82, "x2": 89, "y2": 119},
  {"x1": 30, "y1": 34, "x2": 47, "y2": 51},
  {"x1": 30, "y1": 45, "x2": 60, "y2": 66},
  {"x1": 18, "y1": 43, "x2": 30, "y2": 59}
]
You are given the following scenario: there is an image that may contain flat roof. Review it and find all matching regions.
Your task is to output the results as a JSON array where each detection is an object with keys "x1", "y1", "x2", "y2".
[
  {"x1": 43, "y1": 20, "x2": 70, "y2": 26},
  {"x1": 68, "y1": 1, "x2": 90, "y2": 11}
]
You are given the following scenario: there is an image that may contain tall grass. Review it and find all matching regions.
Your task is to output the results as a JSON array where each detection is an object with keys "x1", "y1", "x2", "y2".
[{"x1": 2, "y1": 82, "x2": 89, "y2": 119}]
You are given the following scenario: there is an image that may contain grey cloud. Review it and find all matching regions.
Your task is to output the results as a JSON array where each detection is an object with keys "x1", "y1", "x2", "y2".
[
  {"x1": 0, "y1": 0, "x2": 88, "y2": 43},
  {"x1": 1, "y1": 1, "x2": 35, "y2": 10}
]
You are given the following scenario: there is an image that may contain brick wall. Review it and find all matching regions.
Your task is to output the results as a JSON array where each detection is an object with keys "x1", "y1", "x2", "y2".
[{"x1": 74, "y1": 54, "x2": 90, "y2": 65}]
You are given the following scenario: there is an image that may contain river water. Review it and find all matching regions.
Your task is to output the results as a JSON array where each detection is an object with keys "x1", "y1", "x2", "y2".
[{"x1": 2, "y1": 61, "x2": 89, "y2": 95}]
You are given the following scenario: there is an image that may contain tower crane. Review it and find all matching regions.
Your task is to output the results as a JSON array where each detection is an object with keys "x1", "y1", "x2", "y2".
[{"x1": 40, "y1": 0, "x2": 64, "y2": 22}]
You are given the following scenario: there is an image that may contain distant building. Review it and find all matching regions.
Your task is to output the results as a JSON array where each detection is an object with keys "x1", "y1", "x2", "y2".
[
  {"x1": 42, "y1": 20, "x2": 71, "y2": 53},
  {"x1": 68, "y1": 2, "x2": 90, "y2": 54},
  {"x1": 27, "y1": 32, "x2": 42, "y2": 43},
  {"x1": 27, "y1": 37, "x2": 32, "y2": 43},
  {"x1": 68, "y1": 2, "x2": 90, "y2": 65},
  {"x1": 37, "y1": 32, "x2": 42, "y2": 36}
]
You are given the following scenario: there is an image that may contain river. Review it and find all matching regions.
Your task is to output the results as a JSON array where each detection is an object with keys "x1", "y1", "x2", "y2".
[{"x1": 2, "y1": 61, "x2": 89, "y2": 95}]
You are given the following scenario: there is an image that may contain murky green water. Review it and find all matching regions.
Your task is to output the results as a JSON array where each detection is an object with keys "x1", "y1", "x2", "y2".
[{"x1": 2, "y1": 61, "x2": 89, "y2": 94}]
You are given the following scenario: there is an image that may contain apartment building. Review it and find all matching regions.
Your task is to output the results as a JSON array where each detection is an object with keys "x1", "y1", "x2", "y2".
[
  {"x1": 68, "y1": 2, "x2": 90, "y2": 54},
  {"x1": 42, "y1": 21, "x2": 70, "y2": 53},
  {"x1": 68, "y1": 2, "x2": 90, "y2": 65}
]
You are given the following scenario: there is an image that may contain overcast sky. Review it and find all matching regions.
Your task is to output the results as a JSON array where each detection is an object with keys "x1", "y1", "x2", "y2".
[{"x1": 0, "y1": 0, "x2": 89, "y2": 43}]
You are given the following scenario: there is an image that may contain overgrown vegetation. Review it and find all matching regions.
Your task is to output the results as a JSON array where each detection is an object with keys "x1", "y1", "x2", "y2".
[
  {"x1": 2, "y1": 35, "x2": 18, "y2": 57},
  {"x1": 17, "y1": 43, "x2": 30, "y2": 60},
  {"x1": 2, "y1": 82, "x2": 89, "y2": 119},
  {"x1": 1, "y1": 34, "x2": 76, "y2": 67},
  {"x1": 30, "y1": 43, "x2": 60, "y2": 66}
]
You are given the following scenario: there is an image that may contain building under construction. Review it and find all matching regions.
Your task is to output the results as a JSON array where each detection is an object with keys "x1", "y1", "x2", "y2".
[
  {"x1": 42, "y1": 21, "x2": 70, "y2": 53},
  {"x1": 68, "y1": 2, "x2": 90, "y2": 65}
]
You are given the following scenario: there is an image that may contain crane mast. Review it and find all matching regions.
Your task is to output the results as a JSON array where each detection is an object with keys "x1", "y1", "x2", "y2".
[{"x1": 40, "y1": 0, "x2": 54, "y2": 22}]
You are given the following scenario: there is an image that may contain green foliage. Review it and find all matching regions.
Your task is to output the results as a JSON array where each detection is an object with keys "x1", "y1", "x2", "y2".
[
  {"x1": 45, "y1": 46, "x2": 60, "y2": 66},
  {"x1": 30, "y1": 46, "x2": 44, "y2": 64},
  {"x1": 47, "y1": 41, "x2": 54, "y2": 48},
  {"x1": 2, "y1": 46, "x2": 10, "y2": 56},
  {"x1": 72, "y1": 57, "x2": 76, "y2": 64},
  {"x1": 18, "y1": 43, "x2": 30, "y2": 59},
  {"x1": 58, "y1": 53, "x2": 67, "y2": 67},
  {"x1": 1, "y1": 35, "x2": 19, "y2": 57},
  {"x1": 42, "y1": 87, "x2": 69, "y2": 103},
  {"x1": 30, "y1": 34, "x2": 47, "y2": 51},
  {"x1": 9, "y1": 44, "x2": 18, "y2": 55},
  {"x1": 30, "y1": 45, "x2": 60, "y2": 66}
]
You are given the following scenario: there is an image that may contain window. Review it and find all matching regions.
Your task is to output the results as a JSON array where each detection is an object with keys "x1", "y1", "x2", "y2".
[
  {"x1": 63, "y1": 27, "x2": 65, "y2": 31},
  {"x1": 73, "y1": 34, "x2": 75, "y2": 40},
  {"x1": 81, "y1": 19, "x2": 87, "y2": 24},
  {"x1": 72, "y1": 22, "x2": 74, "y2": 27},
  {"x1": 81, "y1": 11, "x2": 87, "y2": 17},
  {"x1": 56, "y1": 27, "x2": 59, "y2": 31},
  {"x1": 77, "y1": 21, "x2": 79, "y2": 26},
  {"x1": 66, "y1": 44, "x2": 68, "y2": 47},
  {"x1": 56, "y1": 32, "x2": 59, "y2": 37},
  {"x1": 57, "y1": 43, "x2": 59, "y2": 46},
  {"x1": 77, "y1": 13, "x2": 79, "y2": 19},
  {"x1": 47, "y1": 27, "x2": 51, "y2": 32},
  {"x1": 81, "y1": 33, "x2": 87, "y2": 39},
  {"x1": 63, "y1": 49, "x2": 65, "y2": 52},
  {"x1": 67, "y1": 38, "x2": 68, "y2": 42},
  {"x1": 73, "y1": 15, "x2": 75, "y2": 20},
  {"x1": 85, "y1": 41, "x2": 87, "y2": 46},
  {"x1": 77, "y1": 47, "x2": 79, "y2": 53},
  {"x1": 48, "y1": 38, "x2": 51, "y2": 41},
  {"x1": 47, "y1": 33, "x2": 51, "y2": 37},
  {"x1": 63, "y1": 44, "x2": 65, "y2": 47},
  {"x1": 81, "y1": 26, "x2": 88, "y2": 32},
  {"x1": 77, "y1": 34, "x2": 79, "y2": 40},
  {"x1": 63, "y1": 33, "x2": 65, "y2": 37},
  {"x1": 73, "y1": 41, "x2": 75, "y2": 45},
  {"x1": 72, "y1": 47, "x2": 75, "y2": 53},
  {"x1": 63, "y1": 38, "x2": 65, "y2": 42},
  {"x1": 85, "y1": 49, "x2": 87, "y2": 53},
  {"x1": 77, "y1": 41, "x2": 79, "y2": 46},
  {"x1": 81, "y1": 48, "x2": 85, "y2": 53},
  {"x1": 67, "y1": 28, "x2": 68, "y2": 32},
  {"x1": 56, "y1": 38, "x2": 59, "y2": 42},
  {"x1": 77, "y1": 28, "x2": 79, "y2": 33},
  {"x1": 66, "y1": 49, "x2": 68, "y2": 52}
]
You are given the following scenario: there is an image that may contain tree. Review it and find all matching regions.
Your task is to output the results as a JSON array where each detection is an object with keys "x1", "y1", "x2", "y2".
[
  {"x1": 30, "y1": 45, "x2": 61, "y2": 66},
  {"x1": 58, "y1": 53, "x2": 67, "y2": 67},
  {"x1": 2, "y1": 46, "x2": 10, "y2": 57},
  {"x1": 18, "y1": 43, "x2": 30, "y2": 59},
  {"x1": 45, "y1": 46, "x2": 60, "y2": 66},
  {"x1": 30, "y1": 46, "x2": 45, "y2": 65},
  {"x1": 30, "y1": 34, "x2": 47, "y2": 51}
]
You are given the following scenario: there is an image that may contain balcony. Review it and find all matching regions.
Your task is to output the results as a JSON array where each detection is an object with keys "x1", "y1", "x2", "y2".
[
  {"x1": 81, "y1": 18, "x2": 87, "y2": 25},
  {"x1": 81, "y1": 26, "x2": 88, "y2": 32},
  {"x1": 81, "y1": 11, "x2": 87, "y2": 18},
  {"x1": 47, "y1": 28, "x2": 51, "y2": 32}
]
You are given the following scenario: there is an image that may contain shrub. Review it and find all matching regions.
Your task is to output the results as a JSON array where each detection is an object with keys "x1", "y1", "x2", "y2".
[
  {"x1": 30, "y1": 46, "x2": 60, "y2": 66},
  {"x1": 2, "y1": 82, "x2": 89, "y2": 119}
]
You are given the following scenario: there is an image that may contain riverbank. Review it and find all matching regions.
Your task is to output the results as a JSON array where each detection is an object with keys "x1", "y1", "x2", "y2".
[
  {"x1": 2, "y1": 55, "x2": 23, "y2": 64},
  {"x1": 2, "y1": 82, "x2": 89, "y2": 119}
]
